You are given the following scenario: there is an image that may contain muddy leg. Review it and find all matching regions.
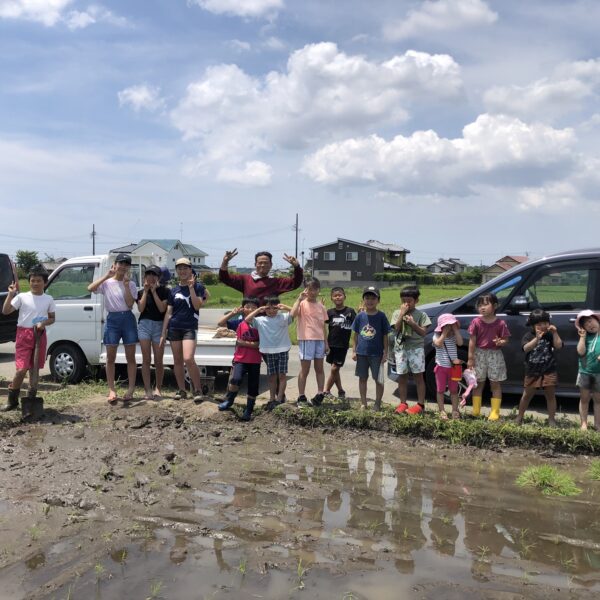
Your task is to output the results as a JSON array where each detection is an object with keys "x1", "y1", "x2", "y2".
[{"x1": 579, "y1": 388, "x2": 590, "y2": 430}]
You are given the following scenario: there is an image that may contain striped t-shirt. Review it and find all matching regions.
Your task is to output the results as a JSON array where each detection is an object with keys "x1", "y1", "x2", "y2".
[{"x1": 433, "y1": 334, "x2": 458, "y2": 367}]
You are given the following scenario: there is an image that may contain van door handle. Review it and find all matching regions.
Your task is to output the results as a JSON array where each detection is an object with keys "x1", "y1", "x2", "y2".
[
  {"x1": 569, "y1": 318, "x2": 576, "y2": 322},
  {"x1": 83, "y1": 306, "x2": 93, "y2": 311}
]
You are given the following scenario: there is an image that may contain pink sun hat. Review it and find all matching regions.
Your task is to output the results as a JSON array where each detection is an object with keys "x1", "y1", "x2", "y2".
[
  {"x1": 575, "y1": 309, "x2": 600, "y2": 330},
  {"x1": 435, "y1": 313, "x2": 459, "y2": 332}
]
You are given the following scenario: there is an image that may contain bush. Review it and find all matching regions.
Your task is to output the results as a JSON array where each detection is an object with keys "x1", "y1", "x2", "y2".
[{"x1": 201, "y1": 272, "x2": 218, "y2": 285}]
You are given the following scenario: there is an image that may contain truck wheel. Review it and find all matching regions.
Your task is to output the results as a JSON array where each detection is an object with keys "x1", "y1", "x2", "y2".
[{"x1": 49, "y1": 344, "x2": 87, "y2": 383}]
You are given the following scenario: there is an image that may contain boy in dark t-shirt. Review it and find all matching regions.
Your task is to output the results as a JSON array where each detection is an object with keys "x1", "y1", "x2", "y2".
[
  {"x1": 516, "y1": 309, "x2": 562, "y2": 426},
  {"x1": 351, "y1": 287, "x2": 390, "y2": 411},
  {"x1": 324, "y1": 287, "x2": 356, "y2": 399}
]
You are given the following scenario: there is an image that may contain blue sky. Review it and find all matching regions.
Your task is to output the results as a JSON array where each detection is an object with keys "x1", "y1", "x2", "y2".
[{"x1": 2, "y1": 0, "x2": 600, "y2": 268}]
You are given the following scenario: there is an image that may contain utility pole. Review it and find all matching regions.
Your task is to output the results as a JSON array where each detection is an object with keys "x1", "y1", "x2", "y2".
[
  {"x1": 91, "y1": 224, "x2": 96, "y2": 255},
  {"x1": 294, "y1": 213, "x2": 299, "y2": 258}
]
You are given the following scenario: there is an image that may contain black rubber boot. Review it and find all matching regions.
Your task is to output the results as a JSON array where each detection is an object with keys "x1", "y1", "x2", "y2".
[
  {"x1": 218, "y1": 391, "x2": 237, "y2": 411},
  {"x1": 241, "y1": 398, "x2": 255, "y2": 421},
  {"x1": 1, "y1": 388, "x2": 20, "y2": 412}
]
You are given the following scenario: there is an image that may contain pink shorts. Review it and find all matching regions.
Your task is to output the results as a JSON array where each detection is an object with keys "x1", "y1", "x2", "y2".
[
  {"x1": 15, "y1": 327, "x2": 47, "y2": 370},
  {"x1": 434, "y1": 364, "x2": 458, "y2": 394}
]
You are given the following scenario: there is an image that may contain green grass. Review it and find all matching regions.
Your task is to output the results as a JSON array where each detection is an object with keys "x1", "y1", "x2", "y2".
[
  {"x1": 273, "y1": 403, "x2": 600, "y2": 455},
  {"x1": 588, "y1": 459, "x2": 600, "y2": 480},
  {"x1": 516, "y1": 465, "x2": 582, "y2": 496}
]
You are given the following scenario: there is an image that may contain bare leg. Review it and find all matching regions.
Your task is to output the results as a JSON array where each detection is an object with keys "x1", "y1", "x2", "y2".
[
  {"x1": 105, "y1": 345, "x2": 118, "y2": 399},
  {"x1": 276, "y1": 373, "x2": 287, "y2": 402},
  {"x1": 152, "y1": 341, "x2": 164, "y2": 396},
  {"x1": 397, "y1": 374, "x2": 408, "y2": 404},
  {"x1": 516, "y1": 387, "x2": 536, "y2": 424},
  {"x1": 171, "y1": 341, "x2": 185, "y2": 391},
  {"x1": 450, "y1": 392, "x2": 460, "y2": 418},
  {"x1": 436, "y1": 391, "x2": 446, "y2": 414},
  {"x1": 543, "y1": 386, "x2": 557, "y2": 426},
  {"x1": 490, "y1": 380, "x2": 502, "y2": 402},
  {"x1": 314, "y1": 358, "x2": 325, "y2": 393},
  {"x1": 298, "y1": 360, "x2": 311, "y2": 396},
  {"x1": 11, "y1": 368, "x2": 28, "y2": 391},
  {"x1": 140, "y1": 339, "x2": 153, "y2": 397},
  {"x1": 579, "y1": 388, "x2": 591, "y2": 430},
  {"x1": 592, "y1": 392, "x2": 600, "y2": 430},
  {"x1": 359, "y1": 377, "x2": 368, "y2": 408},
  {"x1": 414, "y1": 372, "x2": 426, "y2": 405},
  {"x1": 268, "y1": 374, "x2": 277, "y2": 401},
  {"x1": 182, "y1": 339, "x2": 201, "y2": 392},
  {"x1": 124, "y1": 344, "x2": 137, "y2": 397}
]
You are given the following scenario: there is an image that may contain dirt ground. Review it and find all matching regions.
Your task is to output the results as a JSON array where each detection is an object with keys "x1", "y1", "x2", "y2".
[{"x1": 1, "y1": 392, "x2": 600, "y2": 600}]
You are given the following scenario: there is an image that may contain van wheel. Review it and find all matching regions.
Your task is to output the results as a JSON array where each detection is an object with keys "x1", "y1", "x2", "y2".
[{"x1": 49, "y1": 344, "x2": 87, "y2": 383}]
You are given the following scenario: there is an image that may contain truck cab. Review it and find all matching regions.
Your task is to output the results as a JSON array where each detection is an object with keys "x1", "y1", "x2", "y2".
[{"x1": 418, "y1": 248, "x2": 600, "y2": 398}]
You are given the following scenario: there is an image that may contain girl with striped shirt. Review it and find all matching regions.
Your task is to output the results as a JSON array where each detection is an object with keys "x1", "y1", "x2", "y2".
[{"x1": 433, "y1": 313, "x2": 464, "y2": 420}]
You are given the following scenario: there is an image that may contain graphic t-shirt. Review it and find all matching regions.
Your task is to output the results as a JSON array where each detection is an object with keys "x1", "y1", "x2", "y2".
[
  {"x1": 253, "y1": 312, "x2": 293, "y2": 354},
  {"x1": 468, "y1": 317, "x2": 510, "y2": 349},
  {"x1": 391, "y1": 308, "x2": 431, "y2": 351},
  {"x1": 97, "y1": 278, "x2": 137, "y2": 313},
  {"x1": 522, "y1": 331, "x2": 557, "y2": 376},
  {"x1": 352, "y1": 311, "x2": 391, "y2": 357},
  {"x1": 297, "y1": 300, "x2": 328, "y2": 341},
  {"x1": 137, "y1": 286, "x2": 169, "y2": 322},
  {"x1": 11, "y1": 292, "x2": 56, "y2": 328},
  {"x1": 168, "y1": 282, "x2": 207, "y2": 330},
  {"x1": 233, "y1": 321, "x2": 261, "y2": 364},
  {"x1": 327, "y1": 307, "x2": 356, "y2": 349},
  {"x1": 578, "y1": 333, "x2": 600, "y2": 375}
]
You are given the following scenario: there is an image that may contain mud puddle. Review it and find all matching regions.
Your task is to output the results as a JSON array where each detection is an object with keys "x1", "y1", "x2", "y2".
[{"x1": 1, "y1": 400, "x2": 600, "y2": 599}]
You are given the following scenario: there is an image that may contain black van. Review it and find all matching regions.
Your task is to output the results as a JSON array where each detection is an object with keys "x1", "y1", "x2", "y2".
[
  {"x1": 418, "y1": 248, "x2": 600, "y2": 398},
  {"x1": 0, "y1": 253, "x2": 19, "y2": 343}
]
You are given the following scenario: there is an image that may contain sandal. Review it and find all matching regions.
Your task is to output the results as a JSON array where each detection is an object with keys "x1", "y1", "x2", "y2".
[
  {"x1": 451, "y1": 410, "x2": 461, "y2": 420},
  {"x1": 439, "y1": 411, "x2": 449, "y2": 421},
  {"x1": 107, "y1": 395, "x2": 118, "y2": 406}
]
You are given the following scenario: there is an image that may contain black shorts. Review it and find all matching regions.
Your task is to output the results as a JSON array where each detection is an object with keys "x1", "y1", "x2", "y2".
[
  {"x1": 326, "y1": 346, "x2": 349, "y2": 366},
  {"x1": 168, "y1": 328, "x2": 197, "y2": 342},
  {"x1": 231, "y1": 362, "x2": 261, "y2": 398}
]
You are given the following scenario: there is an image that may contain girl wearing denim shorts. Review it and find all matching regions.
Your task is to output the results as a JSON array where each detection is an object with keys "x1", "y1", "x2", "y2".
[
  {"x1": 88, "y1": 253, "x2": 138, "y2": 404},
  {"x1": 137, "y1": 265, "x2": 169, "y2": 400}
]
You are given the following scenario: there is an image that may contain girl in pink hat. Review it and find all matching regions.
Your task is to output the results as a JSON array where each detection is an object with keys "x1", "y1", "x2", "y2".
[
  {"x1": 432, "y1": 313, "x2": 463, "y2": 419},
  {"x1": 575, "y1": 309, "x2": 600, "y2": 430}
]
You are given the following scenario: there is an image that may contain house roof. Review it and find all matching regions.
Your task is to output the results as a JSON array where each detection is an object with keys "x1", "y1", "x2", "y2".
[
  {"x1": 497, "y1": 255, "x2": 528, "y2": 264},
  {"x1": 138, "y1": 239, "x2": 180, "y2": 252},
  {"x1": 109, "y1": 243, "x2": 137, "y2": 254},
  {"x1": 310, "y1": 238, "x2": 378, "y2": 251},
  {"x1": 366, "y1": 240, "x2": 409, "y2": 253},
  {"x1": 181, "y1": 243, "x2": 207, "y2": 257},
  {"x1": 111, "y1": 240, "x2": 207, "y2": 257}
]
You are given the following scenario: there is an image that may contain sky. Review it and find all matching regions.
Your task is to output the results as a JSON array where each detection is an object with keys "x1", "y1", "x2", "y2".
[{"x1": 1, "y1": 0, "x2": 600, "y2": 269}]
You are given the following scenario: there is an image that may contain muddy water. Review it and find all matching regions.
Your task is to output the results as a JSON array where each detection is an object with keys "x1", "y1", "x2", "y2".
[{"x1": 1, "y1": 403, "x2": 600, "y2": 599}]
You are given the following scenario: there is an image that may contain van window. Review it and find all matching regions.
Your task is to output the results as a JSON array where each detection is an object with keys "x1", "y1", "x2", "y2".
[
  {"x1": 522, "y1": 267, "x2": 592, "y2": 310},
  {"x1": 455, "y1": 274, "x2": 523, "y2": 315},
  {"x1": 46, "y1": 265, "x2": 96, "y2": 300}
]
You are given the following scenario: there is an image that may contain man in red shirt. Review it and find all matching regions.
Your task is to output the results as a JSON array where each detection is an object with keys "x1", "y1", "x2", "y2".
[{"x1": 219, "y1": 249, "x2": 303, "y2": 302}]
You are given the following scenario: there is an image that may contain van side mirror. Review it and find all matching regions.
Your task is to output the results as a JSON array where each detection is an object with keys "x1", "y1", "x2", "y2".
[{"x1": 508, "y1": 295, "x2": 529, "y2": 314}]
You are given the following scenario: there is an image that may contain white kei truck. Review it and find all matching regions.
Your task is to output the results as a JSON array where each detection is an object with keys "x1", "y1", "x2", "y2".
[{"x1": 43, "y1": 255, "x2": 235, "y2": 383}]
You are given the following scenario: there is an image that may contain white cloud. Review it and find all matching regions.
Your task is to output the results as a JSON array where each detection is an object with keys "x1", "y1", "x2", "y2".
[
  {"x1": 227, "y1": 39, "x2": 252, "y2": 52},
  {"x1": 262, "y1": 35, "x2": 285, "y2": 51},
  {"x1": 0, "y1": 0, "x2": 73, "y2": 26},
  {"x1": 484, "y1": 58, "x2": 600, "y2": 121},
  {"x1": 384, "y1": 0, "x2": 497, "y2": 40},
  {"x1": 189, "y1": 0, "x2": 283, "y2": 19},
  {"x1": 170, "y1": 42, "x2": 463, "y2": 168},
  {"x1": 65, "y1": 5, "x2": 128, "y2": 30},
  {"x1": 118, "y1": 84, "x2": 165, "y2": 112},
  {"x1": 302, "y1": 114, "x2": 577, "y2": 195},
  {"x1": 216, "y1": 160, "x2": 273, "y2": 186}
]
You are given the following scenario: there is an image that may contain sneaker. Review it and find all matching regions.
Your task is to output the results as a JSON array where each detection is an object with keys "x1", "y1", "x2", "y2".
[
  {"x1": 406, "y1": 403, "x2": 424, "y2": 415},
  {"x1": 323, "y1": 392, "x2": 334, "y2": 400},
  {"x1": 265, "y1": 400, "x2": 278, "y2": 411},
  {"x1": 395, "y1": 402, "x2": 409, "y2": 414},
  {"x1": 193, "y1": 392, "x2": 204, "y2": 404},
  {"x1": 309, "y1": 393, "x2": 324, "y2": 407},
  {"x1": 337, "y1": 390, "x2": 346, "y2": 400},
  {"x1": 296, "y1": 395, "x2": 308, "y2": 406},
  {"x1": 174, "y1": 390, "x2": 187, "y2": 400}
]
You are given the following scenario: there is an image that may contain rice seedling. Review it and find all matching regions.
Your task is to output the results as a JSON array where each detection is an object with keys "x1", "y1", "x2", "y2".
[{"x1": 516, "y1": 465, "x2": 582, "y2": 496}]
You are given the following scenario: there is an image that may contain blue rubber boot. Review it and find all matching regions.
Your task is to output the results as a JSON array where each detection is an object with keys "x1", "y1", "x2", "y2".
[
  {"x1": 241, "y1": 398, "x2": 256, "y2": 421},
  {"x1": 218, "y1": 391, "x2": 236, "y2": 411}
]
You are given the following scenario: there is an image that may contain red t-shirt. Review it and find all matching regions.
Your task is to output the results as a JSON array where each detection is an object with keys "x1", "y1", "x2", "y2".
[
  {"x1": 468, "y1": 317, "x2": 510, "y2": 349},
  {"x1": 219, "y1": 266, "x2": 303, "y2": 303},
  {"x1": 234, "y1": 321, "x2": 262, "y2": 364}
]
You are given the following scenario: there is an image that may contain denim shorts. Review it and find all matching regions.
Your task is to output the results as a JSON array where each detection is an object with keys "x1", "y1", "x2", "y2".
[
  {"x1": 355, "y1": 354, "x2": 382, "y2": 380},
  {"x1": 298, "y1": 340, "x2": 326, "y2": 360},
  {"x1": 138, "y1": 319, "x2": 163, "y2": 343},
  {"x1": 104, "y1": 311, "x2": 138, "y2": 346}
]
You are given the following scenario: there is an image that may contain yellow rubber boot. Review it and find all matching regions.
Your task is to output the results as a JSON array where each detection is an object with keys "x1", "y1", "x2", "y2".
[
  {"x1": 472, "y1": 396, "x2": 482, "y2": 417},
  {"x1": 488, "y1": 397, "x2": 502, "y2": 421}
]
